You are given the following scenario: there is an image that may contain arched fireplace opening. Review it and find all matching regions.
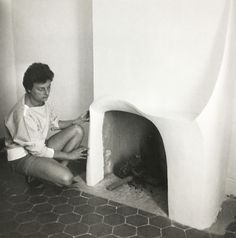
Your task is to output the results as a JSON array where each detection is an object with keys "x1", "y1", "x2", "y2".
[{"x1": 102, "y1": 110, "x2": 168, "y2": 214}]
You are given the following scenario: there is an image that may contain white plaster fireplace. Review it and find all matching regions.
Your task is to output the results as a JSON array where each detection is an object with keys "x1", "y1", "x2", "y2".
[{"x1": 86, "y1": 0, "x2": 235, "y2": 230}]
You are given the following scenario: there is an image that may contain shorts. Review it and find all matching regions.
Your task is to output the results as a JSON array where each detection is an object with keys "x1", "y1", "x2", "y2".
[
  {"x1": 9, "y1": 154, "x2": 73, "y2": 186},
  {"x1": 10, "y1": 154, "x2": 37, "y2": 176}
]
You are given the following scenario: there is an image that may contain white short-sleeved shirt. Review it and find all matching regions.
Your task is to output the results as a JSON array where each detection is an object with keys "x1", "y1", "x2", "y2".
[{"x1": 5, "y1": 95, "x2": 59, "y2": 161}]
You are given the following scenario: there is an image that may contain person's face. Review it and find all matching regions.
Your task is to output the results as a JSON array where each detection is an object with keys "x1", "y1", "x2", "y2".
[{"x1": 29, "y1": 80, "x2": 51, "y2": 105}]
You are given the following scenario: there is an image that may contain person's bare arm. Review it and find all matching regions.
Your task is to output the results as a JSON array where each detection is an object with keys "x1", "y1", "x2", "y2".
[
  {"x1": 53, "y1": 146, "x2": 88, "y2": 161},
  {"x1": 58, "y1": 110, "x2": 89, "y2": 129},
  {"x1": 57, "y1": 120, "x2": 74, "y2": 129}
]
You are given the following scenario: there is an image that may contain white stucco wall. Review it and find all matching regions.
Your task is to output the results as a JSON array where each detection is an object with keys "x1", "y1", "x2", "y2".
[
  {"x1": 12, "y1": 0, "x2": 93, "y2": 119},
  {"x1": 0, "y1": 0, "x2": 17, "y2": 135},
  {"x1": 93, "y1": 0, "x2": 227, "y2": 115},
  {"x1": 0, "y1": 0, "x2": 93, "y2": 136}
]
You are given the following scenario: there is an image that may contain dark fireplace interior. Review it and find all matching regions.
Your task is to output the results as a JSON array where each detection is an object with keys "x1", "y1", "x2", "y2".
[{"x1": 103, "y1": 111, "x2": 168, "y2": 213}]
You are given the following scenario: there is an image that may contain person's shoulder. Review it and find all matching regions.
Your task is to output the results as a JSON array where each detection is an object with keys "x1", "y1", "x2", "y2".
[{"x1": 6, "y1": 96, "x2": 27, "y2": 123}]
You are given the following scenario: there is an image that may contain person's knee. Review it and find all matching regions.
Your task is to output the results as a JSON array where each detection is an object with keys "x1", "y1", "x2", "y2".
[
  {"x1": 59, "y1": 171, "x2": 73, "y2": 186},
  {"x1": 72, "y1": 124, "x2": 84, "y2": 138}
]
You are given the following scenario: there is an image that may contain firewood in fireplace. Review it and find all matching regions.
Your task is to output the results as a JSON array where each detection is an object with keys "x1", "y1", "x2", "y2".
[
  {"x1": 113, "y1": 153, "x2": 166, "y2": 189},
  {"x1": 106, "y1": 176, "x2": 133, "y2": 191},
  {"x1": 113, "y1": 155, "x2": 142, "y2": 178}
]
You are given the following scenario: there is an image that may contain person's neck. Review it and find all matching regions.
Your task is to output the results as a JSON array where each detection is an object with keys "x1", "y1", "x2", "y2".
[{"x1": 25, "y1": 94, "x2": 44, "y2": 107}]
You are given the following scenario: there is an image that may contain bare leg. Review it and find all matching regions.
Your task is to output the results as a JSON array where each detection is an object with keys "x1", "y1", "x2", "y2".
[
  {"x1": 16, "y1": 125, "x2": 85, "y2": 187},
  {"x1": 24, "y1": 124, "x2": 86, "y2": 187},
  {"x1": 27, "y1": 157, "x2": 74, "y2": 186},
  {"x1": 47, "y1": 124, "x2": 84, "y2": 152},
  {"x1": 47, "y1": 124, "x2": 85, "y2": 166}
]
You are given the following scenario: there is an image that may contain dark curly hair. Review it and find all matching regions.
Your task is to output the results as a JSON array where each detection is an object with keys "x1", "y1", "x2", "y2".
[{"x1": 23, "y1": 63, "x2": 54, "y2": 92}]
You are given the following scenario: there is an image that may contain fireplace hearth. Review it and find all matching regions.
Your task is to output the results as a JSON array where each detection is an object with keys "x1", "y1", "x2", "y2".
[{"x1": 101, "y1": 111, "x2": 168, "y2": 213}]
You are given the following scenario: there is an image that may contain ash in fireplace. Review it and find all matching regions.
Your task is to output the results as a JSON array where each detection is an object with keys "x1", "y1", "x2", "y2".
[
  {"x1": 110, "y1": 153, "x2": 168, "y2": 214},
  {"x1": 113, "y1": 153, "x2": 167, "y2": 191}
]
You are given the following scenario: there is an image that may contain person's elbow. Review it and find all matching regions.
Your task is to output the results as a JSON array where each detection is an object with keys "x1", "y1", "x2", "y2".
[{"x1": 25, "y1": 143, "x2": 54, "y2": 158}]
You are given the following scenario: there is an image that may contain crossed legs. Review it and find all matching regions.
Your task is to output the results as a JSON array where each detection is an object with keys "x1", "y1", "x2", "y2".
[
  {"x1": 47, "y1": 124, "x2": 85, "y2": 166},
  {"x1": 47, "y1": 124, "x2": 84, "y2": 153},
  {"x1": 26, "y1": 124, "x2": 85, "y2": 186}
]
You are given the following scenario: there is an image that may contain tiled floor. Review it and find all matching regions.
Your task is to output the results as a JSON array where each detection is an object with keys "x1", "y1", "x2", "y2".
[{"x1": 0, "y1": 149, "x2": 236, "y2": 238}]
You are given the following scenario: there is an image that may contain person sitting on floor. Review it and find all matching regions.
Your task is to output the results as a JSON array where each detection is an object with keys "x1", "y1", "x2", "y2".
[{"x1": 4, "y1": 62, "x2": 89, "y2": 188}]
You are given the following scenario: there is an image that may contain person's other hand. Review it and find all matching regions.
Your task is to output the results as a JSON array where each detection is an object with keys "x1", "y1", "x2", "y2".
[{"x1": 70, "y1": 146, "x2": 88, "y2": 160}]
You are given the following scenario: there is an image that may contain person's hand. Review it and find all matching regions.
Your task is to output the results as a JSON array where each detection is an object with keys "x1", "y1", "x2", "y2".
[
  {"x1": 73, "y1": 110, "x2": 90, "y2": 125},
  {"x1": 69, "y1": 146, "x2": 88, "y2": 160}
]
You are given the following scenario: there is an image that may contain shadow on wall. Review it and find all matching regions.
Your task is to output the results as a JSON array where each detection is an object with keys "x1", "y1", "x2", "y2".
[
  {"x1": 191, "y1": 1, "x2": 231, "y2": 113},
  {"x1": 0, "y1": 1, "x2": 17, "y2": 136},
  {"x1": 75, "y1": 0, "x2": 94, "y2": 147}
]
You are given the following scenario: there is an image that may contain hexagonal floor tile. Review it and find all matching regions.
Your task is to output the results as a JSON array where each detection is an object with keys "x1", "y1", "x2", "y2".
[
  {"x1": 64, "y1": 223, "x2": 89, "y2": 236},
  {"x1": 40, "y1": 222, "x2": 65, "y2": 235},
  {"x1": 185, "y1": 228, "x2": 211, "y2": 238},
  {"x1": 9, "y1": 194, "x2": 29, "y2": 204},
  {"x1": 81, "y1": 213, "x2": 103, "y2": 225},
  {"x1": 59, "y1": 213, "x2": 81, "y2": 224},
  {"x1": 53, "y1": 204, "x2": 73, "y2": 214},
  {"x1": 137, "y1": 225, "x2": 161, "y2": 238},
  {"x1": 95, "y1": 205, "x2": 116, "y2": 216},
  {"x1": 12, "y1": 202, "x2": 33, "y2": 213},
  {"x1": 33, "y1": 203, "x2": 53, "y2": 213},
  {"x1": 68, "y1": 196, "x2": 88, "y2": 206},
  {"x1": 104, "y1": 213, "x2": 125, "y2": 226},
  {"x1": 48, "y1": 196, "x2": 68, "y2": 205},
  {"x1": 0, "y1": 210, "x2": 16, "y2": 223},
  {"x1": 50, "y1": 233, "x2": 73, "y2": 238},
  {"x1": 17, "y1": 221, "x2": 41, "y2": 235},
  {"x1": 89, "y1": 223, "x2": 113, "y2": 237},
  {"x1": 15, "y1": 211, "x2": 37, "y2": 223},
  {"x1": 149, "y1": 215, "x2": 171, "y2": 228},
  {"x1": 117, "y1": 205, "x2": 137, "y2": 216},
  {"x1": 0, "y1": 231, "x2": 23, "y2": 238},
  {"x1": 162, "y1": 226, "x2": 186, "y2": 238},
  {"x1": 113, "y1": 224, "x2": 136, "y2": 237},
  {"x1": 126, "y1": 214, "x2": 148, "y2": 226},
  {"x1": 36, "y1": 212, "x2": 58, "y2": 224},
  {"x1": 29, "y1": 195, "x2": 47, "y2": 204},
  {"x1": 0, "y1": 221, "x2": 19, "y2": 234},
  {"x1": 74, "y1": 204, "x2": 95, "y2": 215},
  {"x1": 62, "y1": 189, "x2": 81, "y2": 197},
  {"x1": 88, "y1": 196, "x2": 108, "y2": 207}
]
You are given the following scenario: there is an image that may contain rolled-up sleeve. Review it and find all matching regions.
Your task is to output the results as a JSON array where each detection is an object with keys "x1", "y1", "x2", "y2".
[
  {"x1": 20, "y1": 140, "x2": 54, "y2": 158},
  {"x1": 10, "y1": 114, "x2": 55, "y2": 158}
]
